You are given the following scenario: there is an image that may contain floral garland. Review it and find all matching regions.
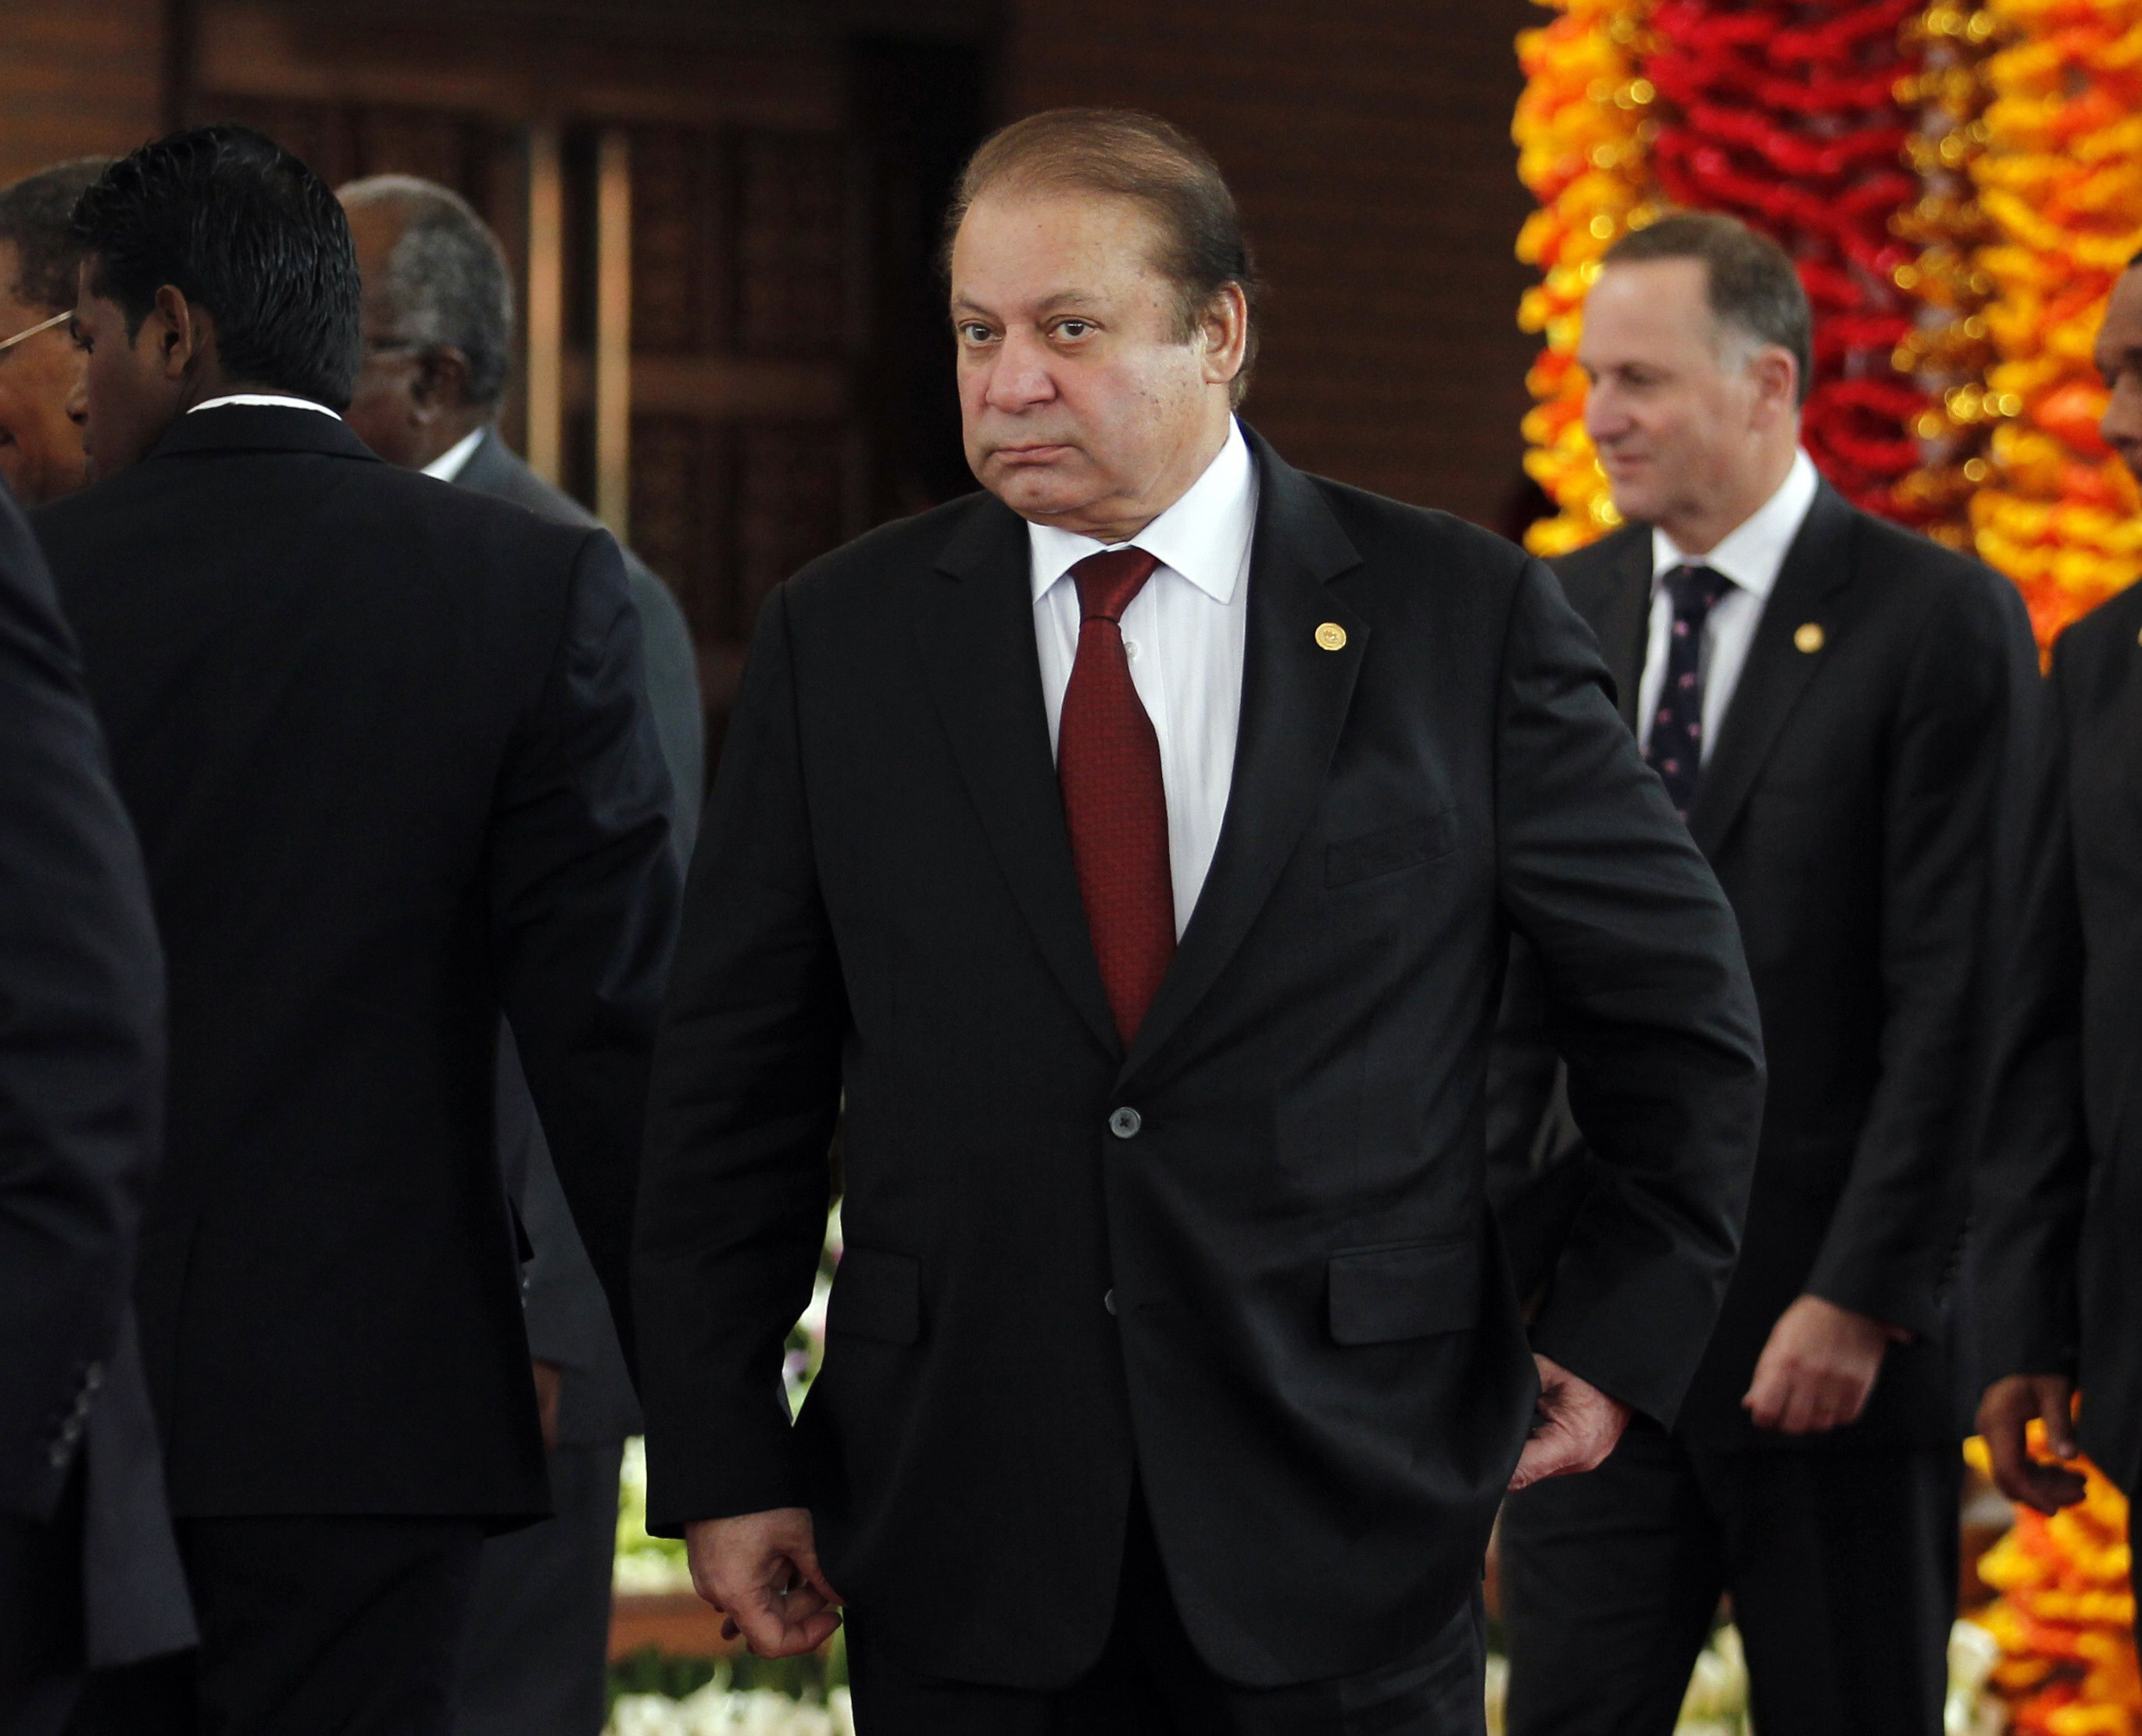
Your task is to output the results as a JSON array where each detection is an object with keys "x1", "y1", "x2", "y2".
[
  {"x1": 1642, "y1": 0, "x2": 1931, "y2": 520},
  {"x1": 1890, "y1": 2, "x2": 2002, "y2": 548},
  {"x1": 1513, "y1": 0, "x2": 1658, "y2": 557},
  {"x1": 1967, "y1": 1433, "x2": 2142, "y2": 1733},
  {"x1": 1967, "y1": 0, "x2": 2142, "y2": 648}
]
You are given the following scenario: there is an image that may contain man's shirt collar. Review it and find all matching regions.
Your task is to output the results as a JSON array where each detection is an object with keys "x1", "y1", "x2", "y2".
[
  {"x1": 1650, "y1": 447, "x2": 1818, "y2": 602},
  {"x1": 188, "y1": 393, "x2": 342, "y2": 420}
]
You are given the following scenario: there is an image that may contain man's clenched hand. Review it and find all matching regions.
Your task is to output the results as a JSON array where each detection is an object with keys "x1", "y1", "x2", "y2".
[
  {"x1": 685, "y1": 1507, "x2": 846, "y2": 1658},
  {"x1": 1743, "y1": 1294, "x2": 1901, "y2": 1435},
  {"x1": 1508, "y1": 1353, "x2": 1632, "y2": 1492},
  {"x1": 1978, "y1": 1373, "x2": 2087, "y2": 1516}
]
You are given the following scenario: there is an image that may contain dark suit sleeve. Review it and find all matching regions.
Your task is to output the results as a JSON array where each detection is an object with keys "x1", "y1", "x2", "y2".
[
  {"x1": 488, "y1": 528, "x2": 681, "y2": 1386},
  {"x1": 1494, "y1": 557, "x2": 1766, "y2": 1426},
  {"x1": 635, "y1": 585, "x2": 844, "y2": 1531},
  {"x1": 0, "y1": 492, "x2": 165, "y2": 1523},
  {"x1": 1972, "y1": 636, "x2": 2087, "y2": 1381},
  {"x1": 1804, "y1": 574, "x2": 2027, "y2": 1336}
]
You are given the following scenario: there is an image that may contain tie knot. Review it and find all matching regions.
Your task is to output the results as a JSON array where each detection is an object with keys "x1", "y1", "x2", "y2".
[
  {"x1": 1070, "y1": 547, "x2": 1160, "y2": 624},
  {"x1": 1665, "y1": 563, "x2": 1732, "y2": 623}
]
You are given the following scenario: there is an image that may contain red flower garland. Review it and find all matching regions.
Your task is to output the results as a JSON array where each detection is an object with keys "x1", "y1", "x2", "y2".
[{"x1": 1643, "y1": 0, "x2": 1930, "y2": 517}]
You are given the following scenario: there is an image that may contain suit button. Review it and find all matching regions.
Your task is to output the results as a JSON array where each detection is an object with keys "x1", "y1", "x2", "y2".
[
  {"x1": 48, "y1": 1445, "x2": 68, "y2": 1469},
  {"x1": 83, "y1": 1363, "x2": 103, "y2": 1393},
  {"x1": 1103, "y1": 1289, "x2": 1117, "y2": 1316},
  {"x1": 1109, "y1": 1107, "x2": 1142, "y2": 1139}
]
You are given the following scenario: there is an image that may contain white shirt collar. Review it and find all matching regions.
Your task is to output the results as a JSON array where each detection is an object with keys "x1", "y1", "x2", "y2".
[
  {"x1": 423, "y1": 427, "x2": 488, "y2": 483},
  {"x1": 188, "y1": 393, "x2": 341, "y2": 420},
  {"x1": 1027, "y1": 418, "x2": 1257, "y2": 606},
  {"x1": 1650, "y1": 448, "x2": 1819, "y2": 602}
]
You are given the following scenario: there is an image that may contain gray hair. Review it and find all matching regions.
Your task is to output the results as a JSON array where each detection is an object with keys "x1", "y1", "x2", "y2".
[
  {"x1": 1604, "y1": 211, "x2": 1814, "y2": 408},
  {"x1": 340, "y1": 174, "x2": 514, "y2": 410},
  {"x1": 0, "y1": 158, "x2": 113, "y2": 313}
]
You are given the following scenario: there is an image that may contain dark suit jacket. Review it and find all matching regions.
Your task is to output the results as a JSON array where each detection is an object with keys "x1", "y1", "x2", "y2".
[
  {"x1": 457, "y1": 426, "x2": 704, "y2": 1448},
  {"x1": 635, "y1": 430, "x2": 1765, "y2": 1689},
  {"x1": 1530, "y1": 483, "x2": 2033, "y2": 1448},
  {"x1": 34, "y1": 406, "x2": 679, "y2": 1525},
  {"x1": 0, "y1": 487, "x2": 191, "y2": 1667},
  {"x1": 1976, "y1": 580, "x2": 2142, "y2": 1490}
]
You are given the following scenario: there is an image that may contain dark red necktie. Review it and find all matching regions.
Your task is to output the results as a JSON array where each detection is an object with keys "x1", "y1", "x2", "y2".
[{"x1": 1059, "y1": 547, "x2": 1175, "y2": 1047}]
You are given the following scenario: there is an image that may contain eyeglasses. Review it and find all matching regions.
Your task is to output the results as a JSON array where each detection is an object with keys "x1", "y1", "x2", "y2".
[{"x1": 0, "y1": 309, "x2": 70, "y2": 355}]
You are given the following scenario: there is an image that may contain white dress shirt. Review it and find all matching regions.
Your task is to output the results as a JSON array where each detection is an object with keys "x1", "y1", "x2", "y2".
[
  {"x1": 1640, "y1": 448, "x2": 1819, "y2": 761},
  {"x1": 1029, "y1": 418, "x2": 1257, "y2": 938},
  {"x1": 423, "y1": 427, "x2": 487, "y2": 482},
  {"x1": 188, "y1": 393, "x2": 340, "y2": 419}
]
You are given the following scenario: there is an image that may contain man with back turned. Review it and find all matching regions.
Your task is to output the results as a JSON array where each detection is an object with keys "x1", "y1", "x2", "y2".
[
  {"x1": 37, "y1": 127, "x2": 679, "y2": 1733},
  {"x1": 633, "y1": 108, "x2": 1765, "y2": 1735}
]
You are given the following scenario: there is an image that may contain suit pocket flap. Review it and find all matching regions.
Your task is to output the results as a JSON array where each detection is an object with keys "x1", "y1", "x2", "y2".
[
  {"x1": 827, "y1": 1245, "x2": 921, "y2": 1345},
  {"x1": 1328, "y1": 1238, "x2": 1480, "y2": 1345},
  {"x1": 1325, "y1": 809, "x2": 1458, "y2": 887}
]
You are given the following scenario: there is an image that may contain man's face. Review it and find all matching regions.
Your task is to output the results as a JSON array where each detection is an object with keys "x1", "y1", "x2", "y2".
[
  {"x1": 70, "y1": 259, "x2": 188, "y2": 482},
  {"x1": 0, "y1": 241, "x2": 88, "y2": 505},
  {"x1": 950, "y1": 188, "x2": 1235, "y2": 539},
  {"x1": 339, "y1": 198, "x2": 426, "y2": 467},
  {"x1": 2094, "y1": 267, "x2": 2142, "y2": 485},
  {"x1": 1579, "y1": 259, "x2": 1774, "y2": 531}
]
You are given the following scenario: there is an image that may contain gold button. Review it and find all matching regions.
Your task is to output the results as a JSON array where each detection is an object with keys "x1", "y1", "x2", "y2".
[
  {"x1": 1794, "y1": 622, "x2": 1826, "y2": 654},
  {"x1": 1314, "y1": 622, "x2": 1348, "y2": 652}
]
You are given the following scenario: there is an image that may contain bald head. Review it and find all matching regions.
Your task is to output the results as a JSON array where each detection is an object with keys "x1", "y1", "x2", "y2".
[{"x1": 338, "y1": 175, "x2": 513, "y2": 468}]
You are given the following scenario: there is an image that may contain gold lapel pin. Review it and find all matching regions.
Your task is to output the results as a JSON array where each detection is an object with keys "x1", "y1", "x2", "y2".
[
  {"x1": 1793, "y1": 622, "x2": 1826, "y2": 654},
  {"x1": 1314, "y1": 622, "x2": 1348, "y2": 652}
]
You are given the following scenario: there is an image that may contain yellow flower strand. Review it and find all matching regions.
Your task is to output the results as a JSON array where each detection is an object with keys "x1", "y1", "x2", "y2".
[
  {"x1": 1969, "y1": 0, "x2": 2142, "y2": 650},
  {"x1": 1513, "y1": 0, "x2": 1659, "y2": 558}
]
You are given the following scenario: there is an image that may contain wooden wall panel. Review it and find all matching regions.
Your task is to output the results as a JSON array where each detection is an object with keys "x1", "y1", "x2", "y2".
[
  {"x1": 1001, "y1": 0, "x2": 1541, "y2": 534},
  {"x1": 0, "y1": 0, "x2": 166, "y2": 187}
]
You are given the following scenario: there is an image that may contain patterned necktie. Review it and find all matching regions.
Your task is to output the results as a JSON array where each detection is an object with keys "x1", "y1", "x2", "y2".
[
  {"x1": 1645, "y1": 563, "x2": 1734, "y2": 819},
  {"x1": 1059, "y1": 547, "x2": 1175, "y2": 1047}
]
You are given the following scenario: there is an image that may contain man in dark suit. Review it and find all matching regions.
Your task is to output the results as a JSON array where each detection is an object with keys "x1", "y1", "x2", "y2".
[
  {"x1": 335, "y1": 173, "x2": 704, "y2": 1736},
  {"x1": 1974, "y1": 257, "x2": 2142, "y2": 1640},
  {"x1": 37, "y1": 127, "x2": 678, "y2": 1734},
  {"x1": 0, "y1": 481, "x2": 192, "y2": 1735},
  {"x1": 634, "y1": 108, "x2": 1765, "y2": 1734},
  {"x1": 1497, "y1": 213, "x2": 2034, "y2": 1736}
]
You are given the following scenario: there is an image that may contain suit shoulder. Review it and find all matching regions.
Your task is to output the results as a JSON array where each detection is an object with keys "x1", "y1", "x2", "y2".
[
  {"x1": 1300, "y1": 473, "x2": 1536, "y2": 588},
  {"x1": 2053, "y1": 578, "x2": 2142, "y2": 672},
  {"x1": 780, "y1": 491, "x2": 996, "y2": 614},
  {"x1": 1846, "y1": 509, "x2": 2026, "y2": 645}
]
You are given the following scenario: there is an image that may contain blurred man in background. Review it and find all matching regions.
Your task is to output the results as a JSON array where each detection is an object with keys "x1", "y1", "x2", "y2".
[
  {"x1": 0, "y1": 160, "x2": 107, "y2": 505},
  {"x1": 1498, "y1": 211, "x2": 2036, "y2": 1736},
  {"x1": 0, "y1": 480, "x2": 191, "y2": 1736},
  {"x1": 41, "y1": 127, "x2": 678, "y2": 1733},
  {"x1": 337, "y1": 172, "x2": 703, "y2": 1736},
  {"x1": 1974, "y1": 256, "x2": 2142, "y2": 1653}
]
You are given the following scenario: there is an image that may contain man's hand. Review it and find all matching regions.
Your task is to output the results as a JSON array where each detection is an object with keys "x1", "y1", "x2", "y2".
[
  {"x1": 531, "y1": 1360, "x2": 562, "y2": 1453},
  {"x1": 1979, "y1": 1374, "x2": 2087, "y2": 1516},
  {"x1": 1508, "y1": 1353, "x2": 1632, "y2": 1491},
  {"x1": 685, "y1": 1508, "x2": 845, "y2": 1658},
  {"x1": 1743, "y1": 1294, "x2": 1900, "y2": 1434}
]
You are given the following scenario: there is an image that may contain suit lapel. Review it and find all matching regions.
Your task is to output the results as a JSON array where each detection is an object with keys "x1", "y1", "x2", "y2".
[
  {"x1": 1687, "y1": 482, "x2": 1858, "y2": 858},
  {"x1": 916, "y1": 496, "x2": 1120, "y2": 1056},
  {"x1": 1582, "y1": 532, "x2": 1652, "y2": 731},
  {"x1": 1124, "y1": 434, "x2": 1365, "y2": 1081}
]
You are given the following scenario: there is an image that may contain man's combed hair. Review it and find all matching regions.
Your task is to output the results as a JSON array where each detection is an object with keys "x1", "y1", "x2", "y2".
[
  {"x1": 947, "y1": 108, "x2": 1262, "y2": 405},
  {"x1": 339, "y1": 175, "x2": 515, "y2": 411},
  {"x1": 0, "y1": 159, "x2": 112, "y2": 316},
  {"x1": 72, "y1": 126, "x2": 363, "y2": 410},
  {"x1": 1605, "y1": 211, "x2": 1815, "y2": 408}
]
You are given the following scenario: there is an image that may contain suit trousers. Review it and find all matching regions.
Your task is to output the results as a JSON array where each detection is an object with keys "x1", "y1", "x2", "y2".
[
  {"x1": 0, "y1": 1464, "x2": 84, "y2": 1736},
  {"x1": 846, "y1": 1488, "x2": 1486, "y2": 1736},
  {"x1": 452, "y1": 1440, "x2": 624, "y2": 1736},
  {"x1": 1499, "y1": 1420, "x2": 1960, "y2": 1736},
  {"x1": 66, "y1": 1514, "x2": 483, "y2": 1736}
]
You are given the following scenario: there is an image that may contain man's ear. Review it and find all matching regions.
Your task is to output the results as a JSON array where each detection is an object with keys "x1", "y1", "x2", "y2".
[
  {"x1": 148, "y1": 284, "x2": 206, "y2": 383},
  {"x1": 1197, "y1": 283, "x2": 1249, "y2": 391},
  {"x1": 1748, "y1": 345, "x2": 1799, "y2": 429},
  {"x1": 410, "y1": 347, "x2": 473, "y2": 421}
]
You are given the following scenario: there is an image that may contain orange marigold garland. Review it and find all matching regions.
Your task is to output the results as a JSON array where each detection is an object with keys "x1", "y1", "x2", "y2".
[
  {"x1": 1891, "y1": 2, "x2": 2003, "y2": 548},
  {"x1": 1513, "y1": 0, "x2": 1659, "y2": 557},
  {"x1": 1643, "y1": 0, "x2": 1932, "y2": 520},
  {"x1": 1969, "y1": 0, "x2": 2142, "y2": 648},
  {"x1": 1968, "y1": 1432, "x2": 2142, "y2": 1734}
]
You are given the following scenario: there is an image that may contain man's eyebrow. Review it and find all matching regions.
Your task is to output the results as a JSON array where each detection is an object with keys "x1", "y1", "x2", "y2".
[{"x1": 949, "y1": 291, "x2": 1105, "y2": 320}]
